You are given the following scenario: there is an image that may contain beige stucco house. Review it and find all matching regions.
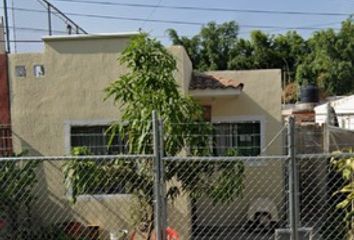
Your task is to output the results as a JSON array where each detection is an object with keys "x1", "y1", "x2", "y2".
[{"x1": 7, "y1": 33, "x2": 283, "y2": 239}]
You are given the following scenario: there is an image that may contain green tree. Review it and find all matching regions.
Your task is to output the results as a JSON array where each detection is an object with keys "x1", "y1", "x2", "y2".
[
  {"x1": 248, "y1": 31, "x2": 279, "y2": 69},
  {"x1": 168, "y1": 21, "x2": 239, "y2": 70},
  {"x1": 0, "y1": 154, "x2": 38, "y2": 239},
  {"x1": 228, "y1": 38, "x2": 255, "y2": 70},
  {"x1": 64, "y1": 34, "x2": 244, "y2": 239},
  {"x1": 229, "y1": 30, "x2": 307, "y2": 81},
  {"x1": 168, "y1": 19, "x2": 354, "y2": 96},
  {"x1": 296, "y1": 19, "x2": 354, "y2": 95},
  {"x1": 105, "y1": 33, "x2": 245, "y2": 237},
  {"x1": 331, "y1": 152, "x2": 354, "y2": 238},
  {"x1": 273, "y1": 31, "x2": 308, "y2": 82}
]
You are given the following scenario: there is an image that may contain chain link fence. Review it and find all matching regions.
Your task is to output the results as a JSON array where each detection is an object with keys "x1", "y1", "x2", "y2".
[
  {"x1": 0, "y1": 155, "x2": 155, "y2": 240},
  {"x1": 297, "y1": 154, "x2": 348, "y2": 240},
  {"x1": 1, "y1": 115, "x2": 354, "y2": 240},
  {"x1": 163, "y1": 156, "x2": 288, "y2": 240}
]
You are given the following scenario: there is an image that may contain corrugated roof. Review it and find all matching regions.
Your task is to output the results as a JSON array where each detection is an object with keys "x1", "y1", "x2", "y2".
[{"x1": 190, "y1": 73, "x2": 244, "y2": 90}]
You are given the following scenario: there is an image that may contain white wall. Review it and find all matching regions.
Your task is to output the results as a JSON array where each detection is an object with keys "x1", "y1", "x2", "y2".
[{"x1": 315, "y1": 95, "x2": 354, "y2": 130}]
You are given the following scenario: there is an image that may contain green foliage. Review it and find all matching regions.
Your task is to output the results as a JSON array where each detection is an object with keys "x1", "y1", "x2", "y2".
[
  {"x1": 169, "y1": 19, "x2": 354, "y2": 96},
  {"x1": 105, "y1": 34, "x2": 211, "y2": 156},
  {"x1": 331, "y1": 151, "x2": 354, "y2": 237},
  {"x1": 332, "y1": 153, "x2": 354, "y2": 211},
  {"x1": 104, "y1": 33, "x2": 243, "y2": 201},
  {"x1": 209, "y1": 148, "x2": 244, "y2": 202},
  {"x1": 64, "y1": 34, "x2": 245, "y2": 238},
  {"x1": 168, "y1": 21, "x2": 239, "y2": 71},
  {"x1": 296, "y1": 20, "x2": 354, "y2": 95},
  {"x1": 63, "y1": 147, "x2": 144, "y2": 203},
  {"x1": 0, "y1": 155, "x2": 39, "y2": 239},
  {"x1": 230, "y1": 30, "x2": 308, "y2": 83},
  {"x1": 106, "y1": 33, "x2": 243, "y2": 227}
]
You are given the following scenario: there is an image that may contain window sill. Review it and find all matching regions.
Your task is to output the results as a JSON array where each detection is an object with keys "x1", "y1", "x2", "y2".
[{"x1": 75, "y1": 193, "x2": 132, "y2": 202}]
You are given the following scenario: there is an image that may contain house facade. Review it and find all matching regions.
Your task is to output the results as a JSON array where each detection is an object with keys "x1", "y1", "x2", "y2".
[
  {"x1": 6, "y1": 33, "x2": 283, "y2": 238},
  {"x1": 8, "y1": 33, "x2": 282, "y2": 157}
]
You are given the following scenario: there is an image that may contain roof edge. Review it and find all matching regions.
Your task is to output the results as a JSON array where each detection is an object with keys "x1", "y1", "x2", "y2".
[{"x1": 42, "y1": 32, "x2": 139, "y2": 42}]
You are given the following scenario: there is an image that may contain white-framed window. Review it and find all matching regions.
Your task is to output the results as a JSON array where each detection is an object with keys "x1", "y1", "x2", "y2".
[
  {"x1": 64, "y1": 121, "x2": 129, "y2": 197},
  {"x1": 212, "y1": 121, "x2": 261, "y2": 156},
  {"x1": 212, "y1": 115, "x2": 265, "y2": 156}
]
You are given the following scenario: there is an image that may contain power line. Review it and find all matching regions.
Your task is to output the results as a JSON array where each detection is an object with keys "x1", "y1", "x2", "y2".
[
  {"x1": 0, "y1": 40, "x2": 42, "y2": 43},
  {"x1": 1, "y1": 24, "x2": 67, "y2": 34},
  {"x1": 0, "y1": 6, "x2": 342, "y2": 30},
  {"x1": 0, "y1": 21, "x2": 341, "y2": 44},
  {"x1": 141, "y1": 0, "x2": 163, "y2": 29},
  {"x1": 52, "y1": 0, "x2": 354, "y2": 17},
  {"x1": 36, "y1": 0, "x2": 88, "y2": 34}
]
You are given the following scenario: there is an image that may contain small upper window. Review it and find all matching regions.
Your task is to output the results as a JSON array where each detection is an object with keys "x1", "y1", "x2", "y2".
[
  {"x1": 15, "y1": 65, "x2": 26, "y2": 77},
  {"x1": 33, "y1": 65, "x2": 45, "y2": 78}
]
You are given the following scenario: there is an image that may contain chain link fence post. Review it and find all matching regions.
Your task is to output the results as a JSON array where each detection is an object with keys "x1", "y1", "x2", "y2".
[
  {"x1": 159, "y1": 118, "x2": 167, "y2": 240},
  {"x1": 288, "y1": 116, "x2": 300, "y2": 240},
  {"x1": 152, "y1": 111, "x2": 167, "y2": 240}
]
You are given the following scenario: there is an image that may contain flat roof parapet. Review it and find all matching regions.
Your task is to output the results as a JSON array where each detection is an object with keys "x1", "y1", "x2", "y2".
[{"x1": 42, "y1": 32, "x2": 139, "y2": 42}]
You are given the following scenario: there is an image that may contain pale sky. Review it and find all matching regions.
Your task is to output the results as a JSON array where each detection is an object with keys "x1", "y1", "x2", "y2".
[{"x1": 1, "y1": 0, "x2": 353, "y2": 52}]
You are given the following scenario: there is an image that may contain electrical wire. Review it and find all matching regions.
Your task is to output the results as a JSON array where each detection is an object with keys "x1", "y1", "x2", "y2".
[
  {"x1": 0, "y1": 40, "x2": 42, "y2": 43},
  {"x1": 141, "y1": 0, "x2": 163, "y2": 29},
  {"x1": 0, "y1": 6, "x2": 343, "y2": 30},
  {"x1": 51, "y1": 0, "x2": 354, "y2": 17},
  {"x1": 1, "y1": 24, "x2": 67, "y2": 34}
]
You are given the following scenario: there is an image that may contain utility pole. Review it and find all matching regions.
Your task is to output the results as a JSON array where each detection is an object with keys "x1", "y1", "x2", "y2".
[{"x1": 2, "y1": 0, "x2": 10, "y2": 53}]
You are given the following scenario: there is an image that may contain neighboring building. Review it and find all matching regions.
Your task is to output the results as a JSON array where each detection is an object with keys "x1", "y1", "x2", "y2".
[
  {"x1": 0, "y1": 18, "x2": 12, "y2": 156},
  {"x1": 315, "y1": 95, "x2": 354, "y2": 130},
  {"x1": 7, "y1": 33, "x2": 283, "y2": 238}
]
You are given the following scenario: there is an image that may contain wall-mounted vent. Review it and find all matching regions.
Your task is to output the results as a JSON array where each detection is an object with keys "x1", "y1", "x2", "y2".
[
  {"x1": 33, "y1": 65, "x2": 45, "y2": 78},
  {"x1": 15, "y1": 65, "x2": 26, "y2": 77}
]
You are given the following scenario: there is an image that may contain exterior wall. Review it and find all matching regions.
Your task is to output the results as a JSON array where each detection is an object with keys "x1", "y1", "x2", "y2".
[
  {"x1": 192, "y1": 69, "x2": 284, "y2": 228},
  {"x1": 0, "y1": 19, "x2": 9, "y2": 125},
  {"x1": 0, "y1": 54, "x2": 13, "y2": 156},
  {"x1": 7, "y1": 34, "x2": 192, "y2": 238},
  {"x1": 0, "y1": 20, "x2": 13, "y2": 155},
  {"x1": 315, "y1": 96, "x2": 354, "y2": 130},
  {"x1": 9, "y1": 36, "x2": 191, "y2": 156},
  {"x1": 0, "y1": 54, "x2": 10, "y2": 125},
  {"x1": 8, "y1": 34, "x2": 283, "y2": 235},
  {"x1": 194, "y1": 69, "x2": 283, "y2": 155},
  {"x1": 9, "y1": 36, "x2": 130, "y2": 156},
  {"x1": 169, "y1": 46, "x2": 193, "y2": 95}
]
